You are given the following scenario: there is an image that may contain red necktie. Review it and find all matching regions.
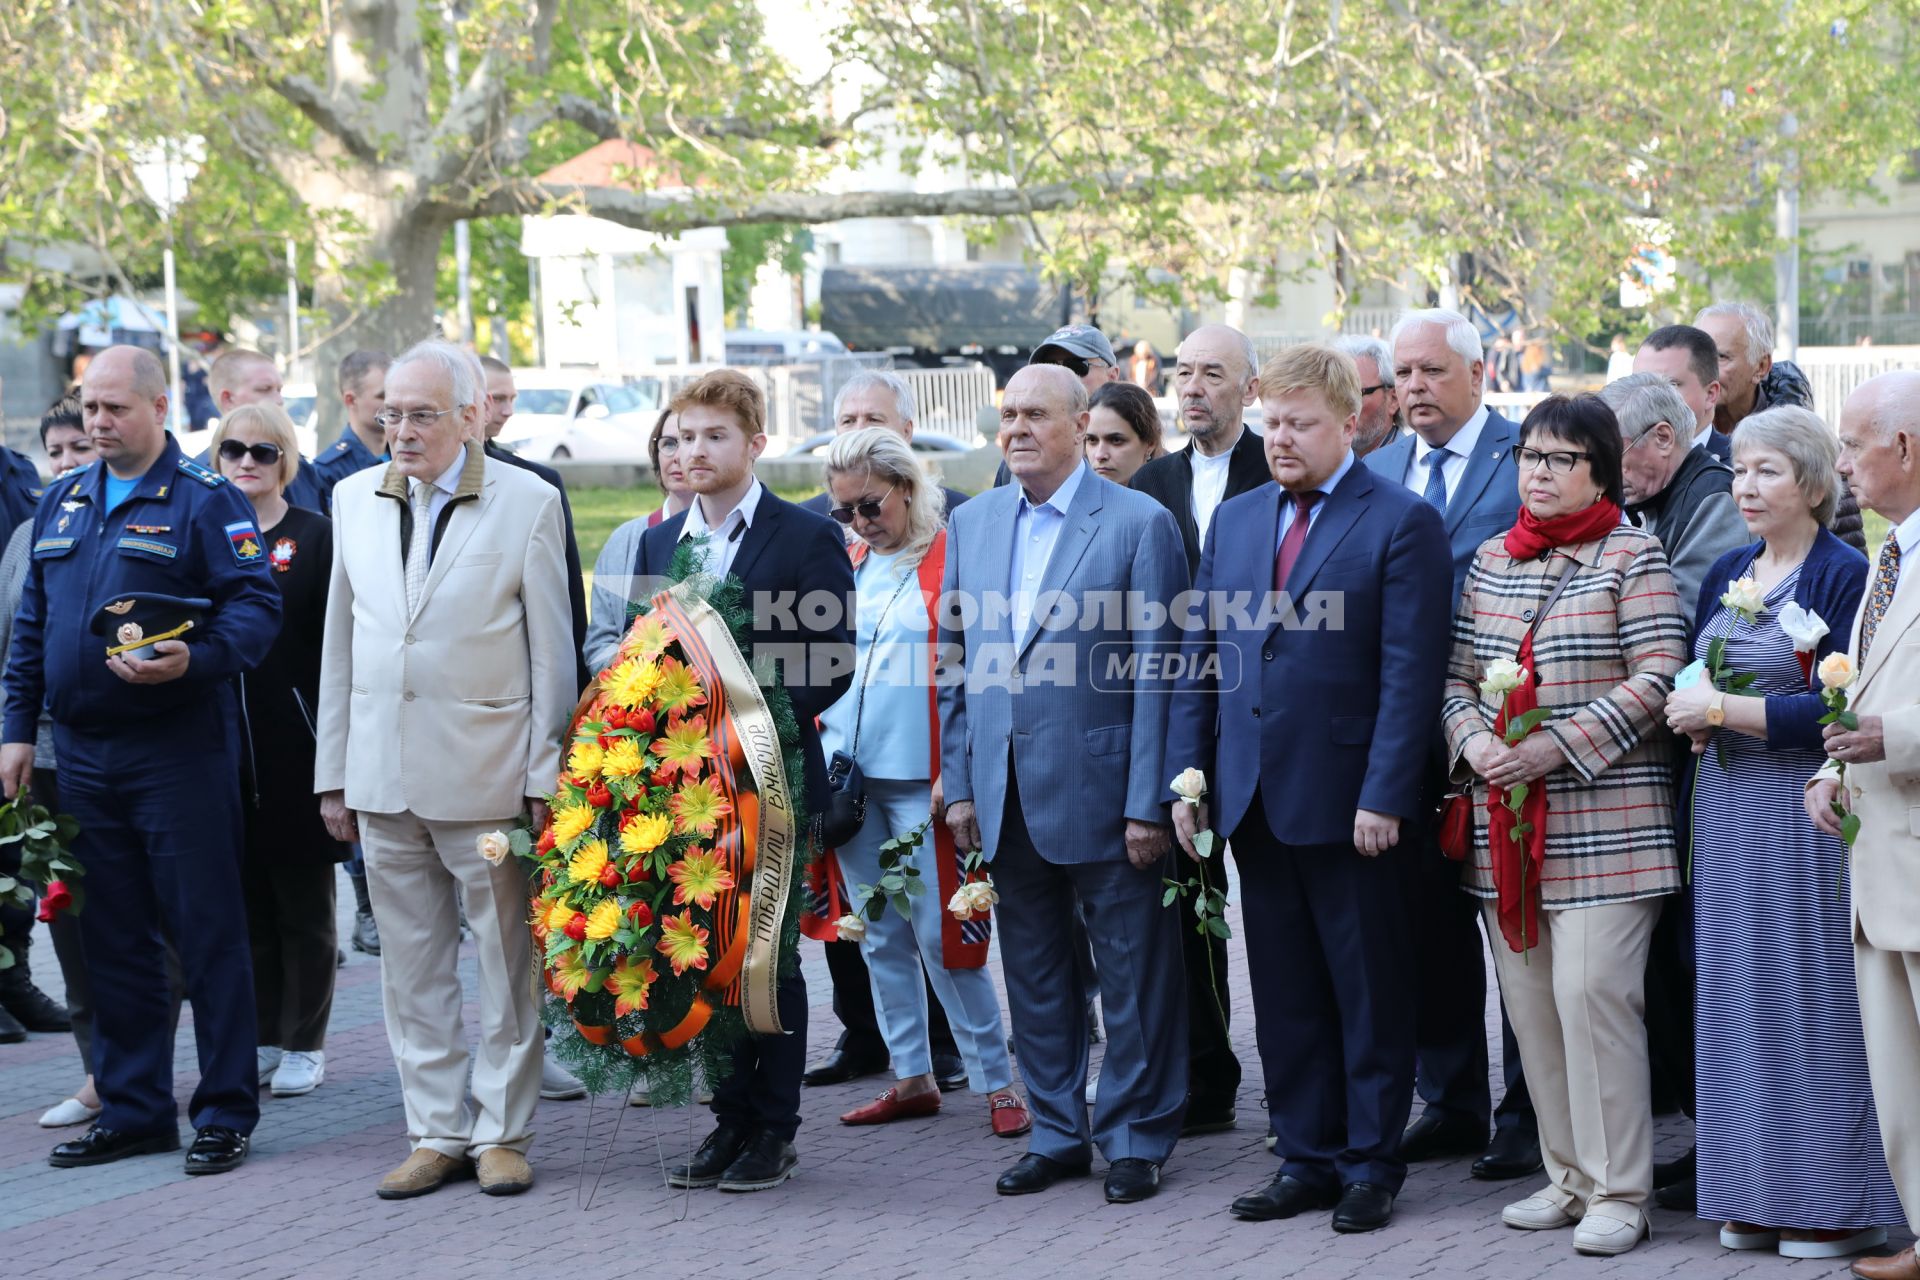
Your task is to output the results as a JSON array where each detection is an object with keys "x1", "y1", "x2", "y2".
[{"x1": 1274, "y1": 491, "x2": 1321, "y2": 591}]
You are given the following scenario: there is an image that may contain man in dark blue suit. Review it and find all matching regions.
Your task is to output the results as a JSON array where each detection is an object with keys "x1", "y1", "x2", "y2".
[
  {"x1": 1363, "y1": 308, "x2": 1539, "y2": 1181},
  {"x1": 640, "y1": 370, "x2": 855, "y2": 1194},
  {"x1": 1169, "y1": 343, "x2": 1450, "y2": 1232}
]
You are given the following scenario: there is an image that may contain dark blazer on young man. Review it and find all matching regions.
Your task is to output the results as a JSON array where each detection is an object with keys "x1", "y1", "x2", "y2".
[
  {"x1": 1166, "y1": 457, "x2": 1451, "y2": 1197},
  {"x1": 634, "y1": 488, "x2": 856, "y2": 1144},
  {"x1": 484, "y1": 440, "x2": 590, "y2": 695},
  {"x1": 936, "y1": 464, "x2": 1191, "y2": 1174},
  {"x1": 1128, "y1": 427, "x2": 1271, "y2": 577},
  {"x1": 1362, "y1": 409, "x2": 1539, "y2": 1161},
  {"x1": 1122, "y1": 423, "x2": 1268, "y2": 1122}
]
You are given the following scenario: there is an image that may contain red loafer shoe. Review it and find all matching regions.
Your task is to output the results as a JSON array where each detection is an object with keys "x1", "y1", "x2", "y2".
[
  {"x1": 990, "y1": 1094, "x2": 1032, "y2": 1138},
  {"x1": 840, "y1": 1087, "x2": 942, "y2": 1126}
]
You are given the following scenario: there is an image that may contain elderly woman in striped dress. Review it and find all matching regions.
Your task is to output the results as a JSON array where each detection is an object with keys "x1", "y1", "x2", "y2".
[{"x1": 1442, "y1": 394, "x2": 1690, "y2": 1258}]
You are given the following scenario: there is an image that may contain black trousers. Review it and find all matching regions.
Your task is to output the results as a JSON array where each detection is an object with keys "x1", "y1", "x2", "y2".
[
  {"x1": 241, "y1": 853, "x2": 337, "y2": 1053},
  {"x1": 710, "y1": 965, "x2": 808, "y2": 1143},
  {"x1": 1643, "y1": 888, "x2": 1694, "y2": 1118}
]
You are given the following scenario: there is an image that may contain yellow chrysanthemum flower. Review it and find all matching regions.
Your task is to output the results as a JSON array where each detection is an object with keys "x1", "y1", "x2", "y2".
[
  {"x1": 551, "y1": 801, "x2": 596, "y2": 848},
  {"x1": 585, "y1": 898, "x2": 622, "y2": 941},
  {"x1": 619, "y1": 811, "x2": 673, "y2": 857},
  {"x1": 568, "y1": 838, "x2": 610, "y2": 887},
  {"x1": 602, "y1": 738, "x2": 647, "y2": 778},
  {"x1": 543, "y1": 898, "x2": 575, "y2": 932},
  {"x1": 567, "y1": 739, "x2": 605, "y2": 780},
  {"x1": 602, "y1": 656, "x2": 662, "y2": 709}
]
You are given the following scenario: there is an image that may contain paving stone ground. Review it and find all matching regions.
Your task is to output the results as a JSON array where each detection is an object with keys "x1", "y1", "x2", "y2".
[{"x1": 0, "y1": 868, "x2": 1902, "y2": 1279}]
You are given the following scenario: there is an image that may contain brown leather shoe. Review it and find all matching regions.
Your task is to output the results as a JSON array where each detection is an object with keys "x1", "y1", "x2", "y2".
[
  {"x1": 376, "y1": 1149, "x2": 472, "y2": 1200},
  {"x1": 1853, "y1": 1246, "x2": 1920, "y2": 1280},
  {"x1": 476, "y1": 1147, "x2": 534, "y2": 1196}
]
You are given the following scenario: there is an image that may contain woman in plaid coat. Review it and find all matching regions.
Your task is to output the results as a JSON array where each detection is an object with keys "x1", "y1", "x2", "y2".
[{"x1": 1441, "y1": 395, "x2": 1689, "y2": 1258}]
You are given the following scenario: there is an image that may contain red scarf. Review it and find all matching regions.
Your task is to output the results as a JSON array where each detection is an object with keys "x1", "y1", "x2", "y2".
[
  {"x1": 1488, "y1": 497, "x2": 1619, "y2": 953},
  {"x1": 1502, "y1": 498, "x2": 1621, "y2": 561}
]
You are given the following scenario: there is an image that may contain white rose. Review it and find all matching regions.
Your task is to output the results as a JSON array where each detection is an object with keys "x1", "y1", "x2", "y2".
[
  {"x1": 834, "y1": 913, "x2": 867, "y2": 942},
  {"x1": 1480, "y1": 658, "x2": 1526, "y2": 698},
  {"x1": 477, "y1": 830, "x2": 511, "y2": 866},
  {"x1": 1721, "y1": 575, "x2": 1766, "y2": 621},
  {"x1": 1170, "y1": 767, "x2": 1208, "y2": 806},
  {"x1": 1778, "y1": 602, "x2": 1830, "y2": 653},
  {"x1": 964, "y1": 880, "x2": 999, "y2": 913},
  {"x1": 947, "y1": 887, "x2": 976, "y2": 922}
]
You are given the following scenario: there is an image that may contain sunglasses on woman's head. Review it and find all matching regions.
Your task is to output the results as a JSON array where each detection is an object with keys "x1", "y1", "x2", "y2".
[{"x1": 217, "y1": 440, "x2": 284, "y2": 465}]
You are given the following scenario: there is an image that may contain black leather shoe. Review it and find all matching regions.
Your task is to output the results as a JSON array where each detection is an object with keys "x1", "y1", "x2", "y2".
[
  {"x1": 1332, "y1": 1182, "x2": 1394, "y2": 1232},
  {"x1": 48, "y1": 1124, "x2": 181, "y2": 1168},
  {"x1": 1471, "y1": 1125, "x2": 1544, "y2": 1181},
  {"x1": 0, "y1": 1002, "x2": 25, "y2": 1044},
  {"x1": 933, "y1": 1051, "x2": 968, "y2": 1093},
  {"x1": 0, "y1": 974, "x2": 71, "y2": 1032},
  {"x1": 1399, "y1": 1109, "x2": 1486, "y2": 1162},
  {"x1": 717, "y1": 1131, "x2": 797, "y2": 1192},
  {"x1": 801, "y1": 1044, "x2": 889, "y2": 1087},
  {"x1": 1182, "y1": 1100, "x2": 1237, "y2": 1136},
  {"x1": 666, "y1": 1121, "x2": 755, "y2": 1188},
  {"x1": 995, "y1": 1152, "x2": 1091, "y2": 1196},
  {"x1": 1231, "y1": 1173, "x2": 1340, "y2": 1220},
  {"x1": 1104, "y1": 1158, "x2": 1161, "y2": 1204},
  {"x1": 184, "y1": 1125, "x2": 249, "y2": 1175},
  {"x1": 1653, "y1": 1146, "x2": 1695, "y2": 1188},
  {"x1": 1654, "y1": 1175, "x2": 1695, "y2": 1211}
]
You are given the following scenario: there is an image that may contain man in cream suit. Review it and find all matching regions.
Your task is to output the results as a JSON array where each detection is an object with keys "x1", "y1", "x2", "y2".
[
  {"x1": 1806, "y1": 370, "x2": 1920, "y2": 1280},
  {"x1": 316, "y1": 340, "x2": 574, "y2": 1201}
]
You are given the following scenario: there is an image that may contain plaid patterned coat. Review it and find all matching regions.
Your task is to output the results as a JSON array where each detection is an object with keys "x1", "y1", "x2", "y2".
[{"x1": 1442, "y1": 524, "x2": 1689, "y2": 909}]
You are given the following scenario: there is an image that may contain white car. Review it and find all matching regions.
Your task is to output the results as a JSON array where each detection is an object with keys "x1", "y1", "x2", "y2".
[{"x1": 496, "y1": 372, "x2": 664, "y2": 462}]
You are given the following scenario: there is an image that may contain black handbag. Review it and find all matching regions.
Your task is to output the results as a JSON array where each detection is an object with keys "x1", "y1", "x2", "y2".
[{"x1": 817, "y1": 569, "x2": 916, "y2": 850}]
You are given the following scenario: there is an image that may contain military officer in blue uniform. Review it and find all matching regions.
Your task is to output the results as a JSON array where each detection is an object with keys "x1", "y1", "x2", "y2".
[
  {"x1": 315, "y1": 349, "x2": 389, "y2": 513},
  {"x1": 0, "y1": 434, "x2": 44, "y2": 532},
  {"x1": 0, "y1": 346, "x2": 282, "y2": 1176},
  {"x1": 205, "y1": 346, "x2": 327, "y2": 513}
]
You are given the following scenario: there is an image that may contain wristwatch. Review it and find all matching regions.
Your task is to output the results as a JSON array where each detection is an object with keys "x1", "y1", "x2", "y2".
[{"x1": 1706, "y1": 690, "x2": 1727, "y2": 728}]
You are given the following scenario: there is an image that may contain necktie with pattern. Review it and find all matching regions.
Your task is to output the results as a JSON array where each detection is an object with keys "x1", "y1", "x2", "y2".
[
  {"x1": 405, "y1": 482, "x2": 435, "y2": 614},
  {"x1": 1422, "y1": 446, "x2": 1452, "y2": 511},
  {"x1": 1858, "y1": 532, "x2": 1903, "y2": 664}
]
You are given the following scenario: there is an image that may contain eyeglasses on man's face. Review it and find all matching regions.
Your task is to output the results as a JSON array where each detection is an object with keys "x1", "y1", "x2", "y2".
[
  {"x1": 375, "y1": 408, "x2": 458, "y2": 431},
  {"x1": 1514, "y1": 446, "x2": 1593, "y2": 474}
]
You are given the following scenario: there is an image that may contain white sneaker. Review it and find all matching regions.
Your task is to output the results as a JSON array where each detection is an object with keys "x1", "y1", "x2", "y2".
[
  {"x1": 1503, "y1": 1194, "x2": 1579, "y2": 1231},
  {"x1": 270, "y1": 1050, "x2": 325, "y2": 1096},
  {"x1": 1778, "y1": 1226, "x2": 1886, "y2": 1259},
  {"x1": 540, "y1": 1057, "x2": 587, "y2": 1101},
  {"x1": 256, "y1": 1046, "x2": 284, "y2": 1087},
  {"x1": 1573, "y1": 1210, "x2": 1649, "y2": 1256},
  {"x1": 1719, "y1": 1223, "x2": 1779, "y2": 1250},
  {"x1": 38, "y1": 1097, "x2": 102, "y2": 1128}
]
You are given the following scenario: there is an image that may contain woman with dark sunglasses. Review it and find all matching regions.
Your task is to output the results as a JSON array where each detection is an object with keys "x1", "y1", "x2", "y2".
[{"x1": 210, "y1": 403, "x2": 348, "y2": 1099}]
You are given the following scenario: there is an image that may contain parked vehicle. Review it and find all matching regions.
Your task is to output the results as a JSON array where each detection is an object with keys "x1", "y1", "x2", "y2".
[
  {"x1": 495, "y1": 371, "x2": 664, "y2": 461},
  {"x1": 723, "y1": 329, "x2": 850, "y2": 364}
]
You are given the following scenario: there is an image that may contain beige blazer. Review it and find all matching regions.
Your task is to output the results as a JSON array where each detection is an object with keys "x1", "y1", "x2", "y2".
[
  {"x1": 315, "y1": 444, "x2": 575, "y2": 823},
  {"x1": 1814, "y1": 549, "x2": 1920, "y2": 952}
]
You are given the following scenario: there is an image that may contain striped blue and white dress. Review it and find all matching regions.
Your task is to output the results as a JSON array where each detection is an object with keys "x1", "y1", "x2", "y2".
[{"x1": 1692, "y1": 565, "x2": 1904, "y2": 1229}]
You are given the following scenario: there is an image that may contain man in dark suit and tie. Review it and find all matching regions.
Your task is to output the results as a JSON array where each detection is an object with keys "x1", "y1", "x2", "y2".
[
  {"x1": 1169, "y1": 343, "x2": 1451, "y2": 1231},
  {"x1": 939, "y1": 364, "x2": 1190, "y2": 1205},
  {"x1": 1126, "y1": 323, "x2": 1266, "y2": 1134},
  {"x1": 635, "y1": 370, "x2": 856, "y2": 1193},
  {"x1": 1363, "y1": 308, "x2": 1540, "y2": 1181}
]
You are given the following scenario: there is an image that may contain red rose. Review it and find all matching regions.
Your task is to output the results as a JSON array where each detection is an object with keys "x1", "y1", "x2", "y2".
[
  {"x1": 604, "y1": 707, "x2": 625, "y2": 730},
  {"x1": 563, "y1": 913, "x2": 588, "y2": 942},
  {"x1": 626, "y1": 860, "x2": 652, "y2": 884},
  {"x1": 597, "y1": 863, "x2": 622, "y2": 888},
  {"x1": 631, "y1": 708, "x2": 656, "y2": 734},
  {"x1": 586, "y1": 782, "x2": 612, "y2": 809},
  {"x1": 37, "y1": 880, "x2": 71, "y2": 923},
  {"x1": 536, "y1": 827, "x2": 556, "y2": 855},
  {"x1": 597, "y1": 733, "x2": 614, "y2": 749},
  {"x1": 627, "y1": 901, "x2": 653, "y2": 928},
  {"x1": 650, "y1": 767, "x2": 674, "y2": 788}
]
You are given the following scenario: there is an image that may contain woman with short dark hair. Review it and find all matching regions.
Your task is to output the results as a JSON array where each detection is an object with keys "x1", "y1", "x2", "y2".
[
  {"x1": 1443, "y1": 394, "x2": 1689, "y2": 1257},
  {"x1": 1085, "y1": 382, "x2": 1162, "y2": 486}
]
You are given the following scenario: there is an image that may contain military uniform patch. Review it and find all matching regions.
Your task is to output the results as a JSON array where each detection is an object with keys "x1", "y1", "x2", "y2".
[
  {"x1": 178, "y1": 457, "x2": 224, "y2": 487},
  {"x1": 226, "y1": 520, "x2": 263, "y2": 562}
]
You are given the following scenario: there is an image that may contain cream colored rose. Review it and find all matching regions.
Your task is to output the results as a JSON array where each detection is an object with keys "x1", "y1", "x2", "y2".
[
  {"x1": 834, "y1": 913, "x2": 867, "y2": 942},
  {"x1": 1480, "y1": 658, "x2": 1526, "y2": 699},
  {"x1": 1818, "y1": 652, "x2": 1857, "y2": 690},
  {"x1": 1721, "y1": 575, "x2": 1766, "y2": 621},
  {"x1": 477, "y1": 830, "x2": 512, "y2": 866},
  {"x1": 1170, "y1": 767, "x2": 1208, "y2": 806},
  {"x1": 947, "y1": 887, "x2": 974, "y2": 921},
  {"x1": 964, "y1": 880, "x2": 998, "y2": 913}
]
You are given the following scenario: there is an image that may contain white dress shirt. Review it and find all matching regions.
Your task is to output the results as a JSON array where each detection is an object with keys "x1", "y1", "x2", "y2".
[
  {"x1": 1188, "y1": 444, "x2": 1235, "y2": 547},
  {"x1": 1010, "y1": 461, "x2": 1087, "y2": 643},
  {"x1": 1888, "y1": 507, "x2": 1920, "y2": 597},
  {"x1": 1404, "y1": 405, "x2": 1489, "y2": 507},
  {"x1": 679, "y1": 477, "x2": 764, "y2": 578},
  {"x1": 407, "y1": 446, "x2": 470, "y2": 532}
]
